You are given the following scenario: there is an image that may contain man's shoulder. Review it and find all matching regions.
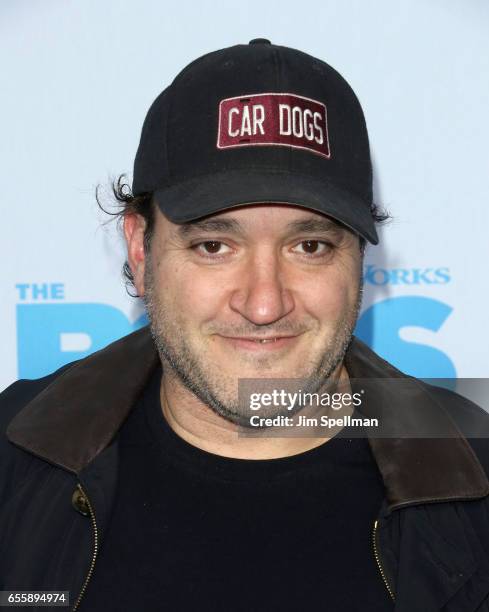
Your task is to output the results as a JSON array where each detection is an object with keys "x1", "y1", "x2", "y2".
[
  {"x1": 348, "y1": 337, "x2": 489, "y2": 480},
  {"x1": 421, "y1": 380, "x2": 489, "y2": 476},
  {"x1": 0, "y1": 363, "x2": 78, "y2": 434},
  {"x1": 1, "y1": 328, "x2": 158, "y2": 477},
  {"x1": 423, "y1": 381, "x2": 489, "y2": 428},
  {"x1": 0, "y1": 326, "x2": 156, "y2": 440},
  {"x1": 0, "y1": 363, "x2": 79, "y2": 504}
]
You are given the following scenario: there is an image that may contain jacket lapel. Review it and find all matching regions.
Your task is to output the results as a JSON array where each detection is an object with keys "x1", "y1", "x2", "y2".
[
  {"x1": 343, "y1": 338, "x2": 489, "y2": 511},
  {"x1": 6, "y1": 327, "x2": 158, "y2": 474}
]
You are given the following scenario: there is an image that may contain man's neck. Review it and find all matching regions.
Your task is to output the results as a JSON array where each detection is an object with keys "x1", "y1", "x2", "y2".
[{"x1": 159, "y1": 364, "x2": 353, "y2": 460}]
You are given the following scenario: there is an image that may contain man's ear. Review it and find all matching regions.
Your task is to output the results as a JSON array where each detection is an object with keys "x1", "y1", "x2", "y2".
[{"x1": 124, "y1": 213, "x2": 147, "y2": 297}]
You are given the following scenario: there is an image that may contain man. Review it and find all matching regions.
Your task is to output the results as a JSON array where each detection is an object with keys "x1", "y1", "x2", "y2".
[{"x1": 2, "y1": 39, "x2": 489, "y2": 612}]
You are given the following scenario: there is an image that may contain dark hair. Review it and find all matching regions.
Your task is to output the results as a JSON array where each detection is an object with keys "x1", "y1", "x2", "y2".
[
  {"x1": 96, "y1": 175, "x2": 155, "y2": 297},
  {"x1": 97, "y1": 174, "x2": 391, "y2": 296},
  {"x1": 359, "y1": 203, "x2": 391, "y2": 255}
]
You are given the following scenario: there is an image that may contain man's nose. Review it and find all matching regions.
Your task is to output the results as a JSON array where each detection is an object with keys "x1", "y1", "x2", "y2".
[{"x1": 228, "y1": 249, "x2": 295, "y2": 325}]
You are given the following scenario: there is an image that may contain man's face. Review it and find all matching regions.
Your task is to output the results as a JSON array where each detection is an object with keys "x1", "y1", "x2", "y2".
[{"x1": 129, "y1": 204, "x2": 363, "y2": 426}]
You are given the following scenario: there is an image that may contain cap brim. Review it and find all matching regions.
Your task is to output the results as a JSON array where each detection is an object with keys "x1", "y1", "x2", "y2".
[{"x1": 153, "y1": 169, "x2": 378, "y2": 245}]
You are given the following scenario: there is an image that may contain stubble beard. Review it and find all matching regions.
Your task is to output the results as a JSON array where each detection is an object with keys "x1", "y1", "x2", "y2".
[{"x1": 143, "y1": 261, "x2": 364, "y2": 428}]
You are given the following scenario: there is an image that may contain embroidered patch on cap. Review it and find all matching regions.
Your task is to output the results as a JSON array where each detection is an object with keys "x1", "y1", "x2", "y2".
[{"x1": 217, "y1": 93, "x2": 331, "y2": 159}]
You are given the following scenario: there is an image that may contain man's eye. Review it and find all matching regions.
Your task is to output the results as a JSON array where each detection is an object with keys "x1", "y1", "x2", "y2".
[
  {"x1": 193, "y1": 241, "x2": 231, "y2": 256},
  {"x1": 292, "y1": 240, "x2": 332, "y2": 256}
]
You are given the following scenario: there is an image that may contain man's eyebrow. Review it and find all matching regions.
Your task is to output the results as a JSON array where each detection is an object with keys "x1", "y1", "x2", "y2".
[
  {"x1": 176, "y1": 218, "x2": 244, "y2": 238},
  {"x1": 285, "y1": 217, "x2": 345, "y2": 234},
  {"x1": 175, "y1": 215, "x2": 345, "y2": 239}
]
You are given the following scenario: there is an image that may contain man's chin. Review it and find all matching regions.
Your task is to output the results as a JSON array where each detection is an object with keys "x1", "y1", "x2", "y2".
[
  {"x1": 214, "y1": 364, "x2": 313, "y2": 382},
  {"x1": 209, "y1": 347, "x2": 316, "y2": 379}
]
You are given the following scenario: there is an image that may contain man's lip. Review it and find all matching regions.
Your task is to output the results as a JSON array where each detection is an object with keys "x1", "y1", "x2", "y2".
[
  {"x1": 222, "y1": 335, "x2": 299, "y2": 341},
  {"x1": 217, "y1": 334, "x2": 302, "y2": 351}
]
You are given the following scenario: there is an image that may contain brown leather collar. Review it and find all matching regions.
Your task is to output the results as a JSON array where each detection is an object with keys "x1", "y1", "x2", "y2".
[{"x1": 6, "y1": 326, "x2": 489, "y2": 512}]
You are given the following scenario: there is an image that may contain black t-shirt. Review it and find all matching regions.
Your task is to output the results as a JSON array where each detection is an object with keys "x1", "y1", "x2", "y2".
[{"x1": 81, "y1": 367, "x2": 394, "y2": 611}]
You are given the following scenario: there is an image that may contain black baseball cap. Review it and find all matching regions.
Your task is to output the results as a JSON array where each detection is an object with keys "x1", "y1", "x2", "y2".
[{"x1": 132, "y1": 39, "x2": 378, "y2": 245}]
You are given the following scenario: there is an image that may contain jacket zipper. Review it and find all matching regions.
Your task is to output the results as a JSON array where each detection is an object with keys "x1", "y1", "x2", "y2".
[
  {"x1": 72, "y1": 483, "x2": 99, "y2": 611},
  {"x1": 372, "y1": 519, "x2": 395, "y2": 602}
]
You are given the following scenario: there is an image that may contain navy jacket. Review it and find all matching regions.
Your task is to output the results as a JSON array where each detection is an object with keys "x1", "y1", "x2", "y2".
[{"x1": 2, "y1": 327, "x2": 489, "y2": 611}]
